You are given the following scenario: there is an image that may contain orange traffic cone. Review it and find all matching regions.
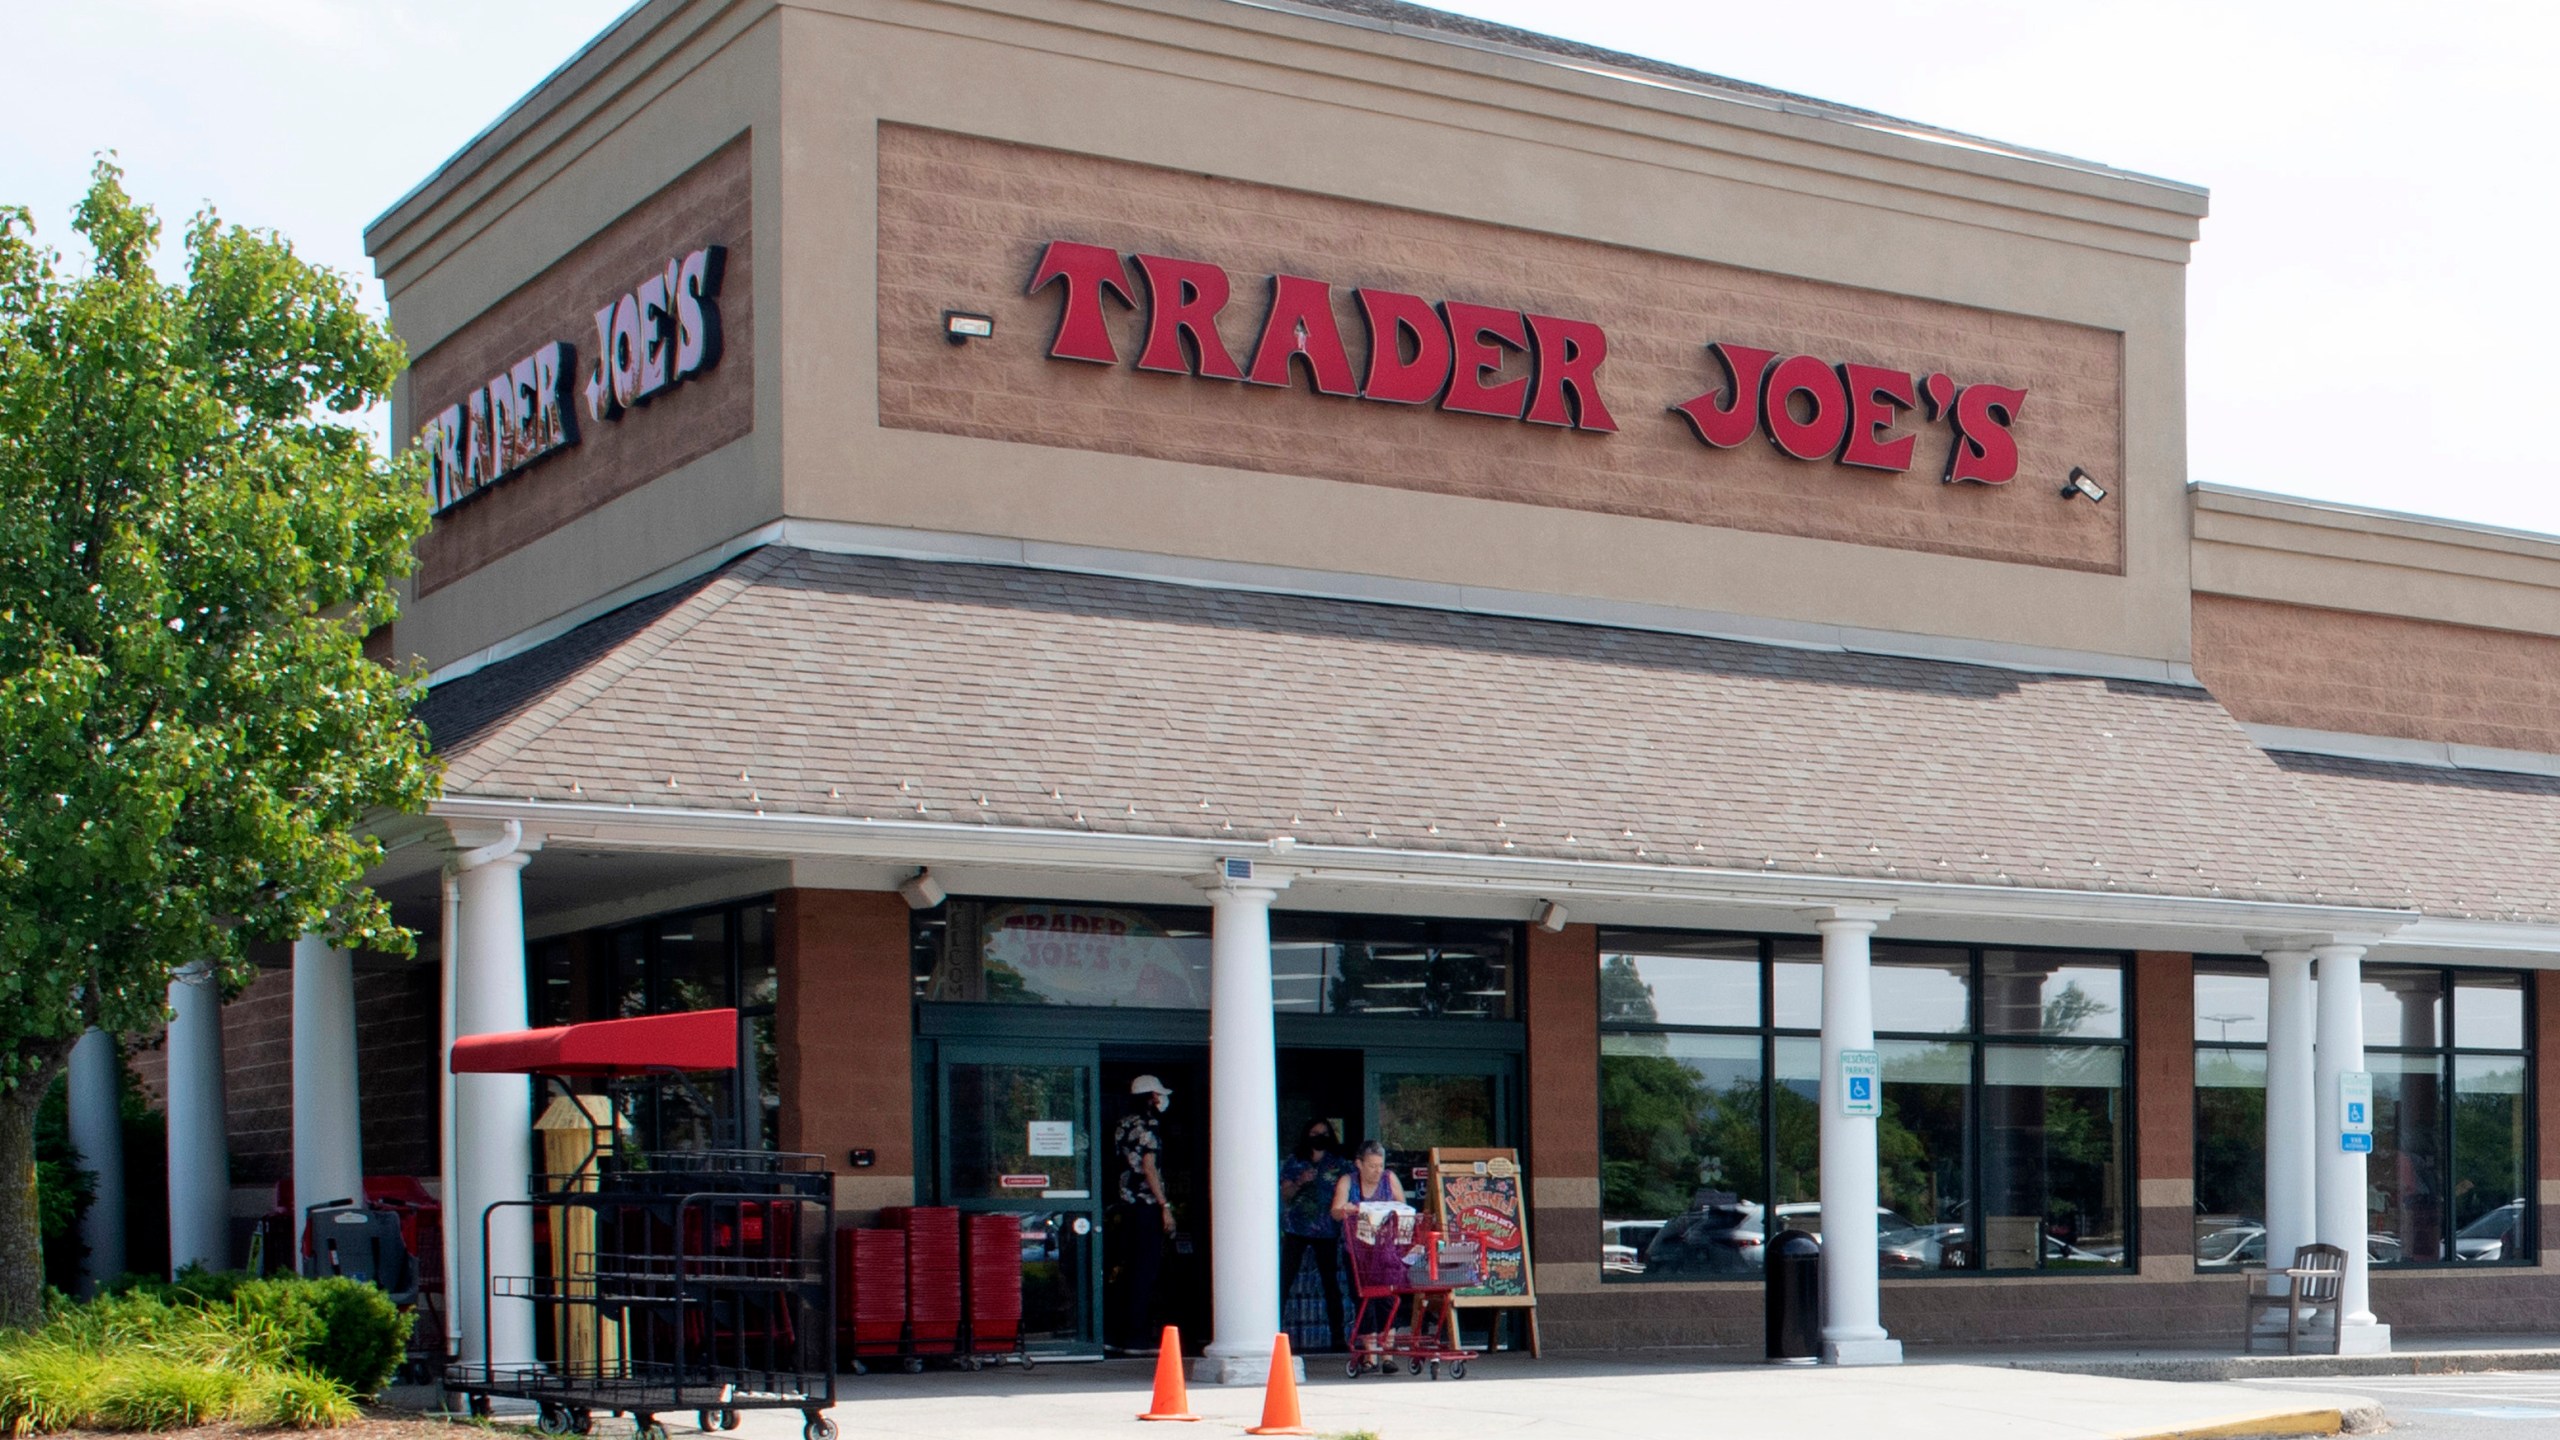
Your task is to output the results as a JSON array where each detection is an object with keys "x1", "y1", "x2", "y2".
[
  {"x1": 1247, "y1": 1334, "x2": 1312, "y2": 1436},
  {"x1": 1138, "y1": 1327, "x2": 1199, "y2": 1422}
]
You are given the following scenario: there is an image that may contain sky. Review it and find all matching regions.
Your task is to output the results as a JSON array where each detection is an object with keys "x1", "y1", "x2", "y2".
[{"x1": 2, "y1": 0, "x2": 2554, "y2": 535}]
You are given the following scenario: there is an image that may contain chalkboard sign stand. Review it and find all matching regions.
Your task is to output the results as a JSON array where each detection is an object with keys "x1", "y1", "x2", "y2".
[{"x1": 1425, "y1": 1146, "x2": 1541, "y2": 1359}]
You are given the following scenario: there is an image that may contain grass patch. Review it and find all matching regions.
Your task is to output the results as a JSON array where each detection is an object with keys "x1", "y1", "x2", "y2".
[{"x1": 0, "y1": 1284, "x2": 364, "y2": 1433}]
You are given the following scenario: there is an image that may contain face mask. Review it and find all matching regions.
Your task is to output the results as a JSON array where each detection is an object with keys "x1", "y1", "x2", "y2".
[{"x1": 1156, "y1": 1094, "x2": 1172, "y2": 1114}]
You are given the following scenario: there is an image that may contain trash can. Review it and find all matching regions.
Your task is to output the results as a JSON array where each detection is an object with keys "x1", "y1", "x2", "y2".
[{"x1": 1765, "y1": 1228, "x2": 1821, "y2": 1362}]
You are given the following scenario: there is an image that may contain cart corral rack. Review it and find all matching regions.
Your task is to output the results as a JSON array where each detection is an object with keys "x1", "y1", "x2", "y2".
[{"x1": 445, "y1": 1010, "x2": 840, "y2": 1440}]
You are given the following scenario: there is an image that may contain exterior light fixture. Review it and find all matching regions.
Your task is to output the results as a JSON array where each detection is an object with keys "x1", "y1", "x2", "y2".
[
  {"x1": 897, "y1": 868, "x2": 947, "y2": 909},
  {"x1": 1534, "y1": 899, "x2": 1569, "y2": 932},
  {"x1": 943, "y1": 310, "x2": 994, "y2": 345},
  {"x1": 2061, "y1": 466, "x2": 2108, "y2": 503}
]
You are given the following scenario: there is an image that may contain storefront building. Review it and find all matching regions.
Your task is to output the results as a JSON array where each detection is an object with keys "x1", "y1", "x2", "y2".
[{"x1": 139, "y1": 0, "x2": 2560, "y2": 1378}]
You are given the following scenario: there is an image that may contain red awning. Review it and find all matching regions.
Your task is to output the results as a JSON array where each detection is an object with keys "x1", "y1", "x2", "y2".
[{"x1": 450, "y1": 1008, "x2": 739, "y2": 1077}]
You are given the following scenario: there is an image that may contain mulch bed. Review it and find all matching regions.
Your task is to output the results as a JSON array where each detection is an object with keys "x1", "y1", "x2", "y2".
[{"x1": 56, "y1": 1410, "x2": 524, "y2": 1440}]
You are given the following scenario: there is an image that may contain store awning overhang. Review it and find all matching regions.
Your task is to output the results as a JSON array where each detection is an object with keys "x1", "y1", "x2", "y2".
[
  {"x1": 449, "y1": 1007, "x2": 741, "y2": 1076},
  {"x1": 427, "y1": 793, "x2": 2421, "y2": 953}
]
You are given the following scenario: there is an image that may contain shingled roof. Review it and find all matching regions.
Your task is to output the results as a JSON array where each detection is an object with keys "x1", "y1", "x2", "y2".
[
  {"x1": 420, "y1": 547, "x2": 2386, "y2": 908},
  {"x1": 2271, "y1": 752, "x2": 2560, "y2": 926}
]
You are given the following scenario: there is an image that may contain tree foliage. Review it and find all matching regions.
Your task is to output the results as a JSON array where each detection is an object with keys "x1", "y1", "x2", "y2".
[{"x1": 0, "y1": 160, "x2": 436, "y2": 1325}]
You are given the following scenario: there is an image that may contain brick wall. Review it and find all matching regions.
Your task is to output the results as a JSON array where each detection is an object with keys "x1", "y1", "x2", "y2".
[
  {"x1": 353, "y1": 964, "x2": 442, "y2": 1178},
  {"x1": 409, "y1": 132, "x2": 754, "y2": 596},
  {"x1": 1524, "y1": 921, "x2": 1601, "y2": 1303},
  {"x1": 2194, "y1": 593, "x2": 2560, "y2": 753},
  {"x1": 2133, "y1": 951, "x2": 2194, "y2": 1271},
  {"x1": 775, "y1": 888, "x2": 915, "y2": 1219},
  {"x1": 878, "y1": 124, "x2": 2126, "y2": 575},
  {"x1": 223, "y1": 968, "x2": 295, "y2": 1188}
]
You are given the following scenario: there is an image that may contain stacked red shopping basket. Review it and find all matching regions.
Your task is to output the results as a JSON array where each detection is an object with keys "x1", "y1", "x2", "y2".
[
  {"x1": 964, "y1": 1213, "x2": 1024, "y2": 1359},
  {"x1": 835, "y1": 1225, "x2": 907, "y2": 1367},
  {"x1": 835, "y1": 1206, "x2": 1032, "y2": 1371},
  {"x1": 879, "y1": 1206, "x2": 964, "y2": 1359}
]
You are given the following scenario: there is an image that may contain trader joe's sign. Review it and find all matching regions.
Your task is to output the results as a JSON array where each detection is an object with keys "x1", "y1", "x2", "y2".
[
  {"x1": 418, "y1": 245, "x2": 728, "y2": 514},
  {"x1": 1031, "y1": 240, "x2": 2030, "y2": 487}
]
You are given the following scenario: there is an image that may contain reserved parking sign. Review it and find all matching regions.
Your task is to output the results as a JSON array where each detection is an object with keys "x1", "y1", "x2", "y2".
[{"x1": 1841, "y1": 1049, "x2": 1882, "y2": 1118}]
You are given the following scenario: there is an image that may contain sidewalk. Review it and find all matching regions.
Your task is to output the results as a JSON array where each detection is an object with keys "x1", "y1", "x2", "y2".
[
  {"x1": 1940, "y1": 1331, "x2": 2560, "y2": 1382},
  {"x1": 723, "y1": 1353, "x2": 2385, "y2": 1440}
]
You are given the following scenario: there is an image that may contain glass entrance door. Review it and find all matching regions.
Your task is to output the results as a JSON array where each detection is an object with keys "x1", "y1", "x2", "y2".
[
  {"x1": 1366, "y1": 1050, "x2": 1517, "y2": 1177},
  {"x1": 936, "y1": 1042, "x2": 1103, "y2": 1354}
]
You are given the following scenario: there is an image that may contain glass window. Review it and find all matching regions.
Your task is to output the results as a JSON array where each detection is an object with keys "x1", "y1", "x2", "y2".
[
  {"x1": 2456, "y1": 974, "x2": 2526, "y2": 1052},
  {"x1": 1873, "y1": 947, "x2": 1971, "y2": 1034},
  {"x1": 1599, "y1": 933, "x2": 2128, "y2": 1279},
  {"x1": 1982, "y1": 951, "x2": 2124, "y2": 1039},
  {"x1": 552, "y1": 899, "x2": 781, "y2": 1152},
  {"x1": 2363, "y1": 966, "x2": 2445, "y2": 1050},
  {"x1": 1599, "y1": 936, "x2": 1759, "y2": 1027},
  {"x1": 2194, "y1": 959, "x2": 2532, "y2": 1268},
  {"x1": 918, "y1": 900, "x2": 1515, "y2": 1017},
  {"x1": 1879, "y1": 1040, "x2": 1972, "y2": 1267},
  {"x1": 654, "y1": 908, "x2": 732, "y2": 1011},
  {"x1": 1771, "y1": 941, "x2": 1822, "y2": 1030},
  {"x1": 2370, "y1": 1052, "x2": 2448, "y2": 1263},
  {"x1": 2194, "y1": 1047, "x2": 2267, "y2": 1268},
  {"x1": 2452, "y1": 1054, "x2": 2528, "y2": 1261},
  {"x1": 1599, "y1": 1032, "x2": 1762, "y2": 1279},
  {"x1": 1980, "y1": 1046, "x2": 2126, "y2": 1270},
  {"x1": 2194, "y1": 964, "x2": 2270, "y2": 1046}
]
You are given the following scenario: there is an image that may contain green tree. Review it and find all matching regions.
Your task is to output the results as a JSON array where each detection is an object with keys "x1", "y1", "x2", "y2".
[{"x1": 0, "y1": 162, "x2": 436, "y2": 1325}]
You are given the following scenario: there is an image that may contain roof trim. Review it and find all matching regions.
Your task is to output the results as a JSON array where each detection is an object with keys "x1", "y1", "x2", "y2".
[
  {"x1": 2192, "y1": 481, "x2": 2560, "y2": 556},
  {"x1": 1232, "y1": 0, "x2": 2205, "y2": 198},
  {"x1": 425, "y1": 521, "x2": 2203, "y2": 690},
  {"x1": 2245, "y1": 723, "x2": 2560, "y2": 781},
  {"x1": 429, "y1": 794, "x2": 2416, "y2": 940}
]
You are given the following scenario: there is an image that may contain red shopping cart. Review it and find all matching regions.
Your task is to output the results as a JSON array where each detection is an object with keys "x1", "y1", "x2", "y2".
[{"x1": 1340, "y1": 1208, "x2": 1481, "y2": 1380}]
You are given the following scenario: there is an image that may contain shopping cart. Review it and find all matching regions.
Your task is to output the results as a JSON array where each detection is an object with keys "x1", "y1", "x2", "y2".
[{"x1": 1340, "y1": 1208, "x2": 1481, "y2": 1380}]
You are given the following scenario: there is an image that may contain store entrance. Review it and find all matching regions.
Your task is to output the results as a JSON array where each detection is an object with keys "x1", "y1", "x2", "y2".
[{"x1": 929, "y1": 1038, "x2": 1517, "y2": 1358}]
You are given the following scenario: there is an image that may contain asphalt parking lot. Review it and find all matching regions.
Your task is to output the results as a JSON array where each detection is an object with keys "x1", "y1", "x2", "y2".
[{"x1": 2244, "y1": 1372, "x2": 2560, "y2": 1437}]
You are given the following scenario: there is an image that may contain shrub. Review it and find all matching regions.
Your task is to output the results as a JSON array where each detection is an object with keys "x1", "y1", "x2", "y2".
[
  {"x1": 108, "y1": 1271, "x2": 409, "y2": 1396},
  {"x1": 235, "y1": 1368, "x2": 361, "y2": 1429},
  {"x1": 0, "y1": 1282, "x2": 365, "y2": 1433},
  {"x1": 94, "y1": 1354, "x2": 236, "y2": 1430},
  {"x1": 291, "y1": 1279, "x2": 410, "y2": 1397}
]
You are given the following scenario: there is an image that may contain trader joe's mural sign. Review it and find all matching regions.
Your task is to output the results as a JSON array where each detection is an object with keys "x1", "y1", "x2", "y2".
[
  {"x1": 1029, "y1": 239, "x2": 2030, "y2": 488},
  {"x1": 416, "y1": 245, "x2": 728, "y2": 514}
]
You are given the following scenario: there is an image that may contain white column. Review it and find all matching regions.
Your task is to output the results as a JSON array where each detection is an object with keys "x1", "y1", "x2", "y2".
[
  {"x1": 293, "y1": 936, "x2": 366, "y2": 1268},
  {"x1": 451, "y1": 823, "x2": 537, "y2": 1370},
  {"x1": 67, "y1": 1027, "x2": 126, "y2": 1294},
  {"x1": 166, "y1": 962, "x2": 233, "y2": 1274},
  {"x1": 1192, "y1": 864, "x2": 1290, "y2": 1386},
  {"x1": 2260, "y1": 946, "x2": 2317, "y2": 1278},
  {"x1": 2313, "y1": 941, "x2": 2389, "y2": 1353},
  {"x1": 1815, "y1": 907, "x2": 1900, "y2": 1366}
]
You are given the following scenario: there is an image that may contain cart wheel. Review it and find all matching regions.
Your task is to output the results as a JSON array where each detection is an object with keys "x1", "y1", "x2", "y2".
[
  {"x1": 1430, "y1": 1361, "x2": 1441, "y2": 1381},
  {"x1": 468, "y1": 1394, "x2": 493, "y2": 1420},
  {"x1": 538, "y1": 1404, "x2": 570, "y2": 1435},
  {"x1": 697, "y1": 1411, "x2": 715, "y2": 1432},
  {"x1": 721, "y1": 1410, "x2": 741, "y2": 1432},
  {"x1": 1409, "y1": 1357, "x2": 1423, "y2": 1376},
  {"x1": 1020, "y1": 1352, "x2": 1036, "y2": 1373},
  {"x1": 902, "y1": 1357, "x2": 924, "y2": 1375},
  {"x1": 572, "y1": 1410, "x2": 595, "y2": 1434},
  {"x1": 1450, "y1": 1360, "x2": 1467, "y2": 1380},
  {"x1": 804, "y1": 1417, "x2": 839, "y2": 1440}
]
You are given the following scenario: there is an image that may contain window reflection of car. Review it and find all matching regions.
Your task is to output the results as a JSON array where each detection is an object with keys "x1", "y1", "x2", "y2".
[
  {"x1": 1601, "y1": 1220, "x2": 1663, "y2": 1275},
  {"x1": 1767, "y1": 1203, "x2": 1944, "y2": 1270},
  {"x1": 2197, "y1": 1224, "x2": 2407, "y2": 1267},
  {"x1": 2456, "y1": 1201, "x2": 2526, "y2": 1262},
  {"x1": 1637, "y1": 1200, "x2": 1764, "y2": 1277}
]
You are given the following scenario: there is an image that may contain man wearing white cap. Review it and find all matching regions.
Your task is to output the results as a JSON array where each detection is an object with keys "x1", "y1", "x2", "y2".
[{"x1": 1114, "y1": 1074, "x2": 1176, "y2": 1350}]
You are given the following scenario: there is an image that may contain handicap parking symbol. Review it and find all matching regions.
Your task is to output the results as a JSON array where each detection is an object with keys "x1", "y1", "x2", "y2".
[
  {"x1": 1849, "y1": 1077, "x2": 1872, "y2": 1102},
  {"x1": 2347, "y1": 1102, "x2": 2365, "y2": 1124}
]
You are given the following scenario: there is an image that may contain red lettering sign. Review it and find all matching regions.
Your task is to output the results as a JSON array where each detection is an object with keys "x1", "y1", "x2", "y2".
[{"x1": 1025, "y1": 239, "x2": 2041, "y2": 488}]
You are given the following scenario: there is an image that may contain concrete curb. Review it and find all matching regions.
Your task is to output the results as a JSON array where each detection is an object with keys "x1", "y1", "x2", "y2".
[
  {"x1": 2109, "y1": 1398, "x2": 2384, "y2": 1439},
  {"x1": 1993, "y1": 1346, "x2": 2560, "y2": 1382}
]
